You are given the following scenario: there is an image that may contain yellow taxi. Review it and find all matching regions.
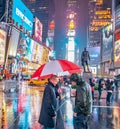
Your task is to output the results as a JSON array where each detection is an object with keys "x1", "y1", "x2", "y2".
[{"x1": 28, "y1": 78, "x2": 48, "y2": 86}]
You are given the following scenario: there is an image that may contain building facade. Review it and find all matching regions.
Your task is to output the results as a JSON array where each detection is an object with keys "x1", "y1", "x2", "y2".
[
  {"x1": 0, "y1": 0, "x2": 6, "y2": 22},
  {"x1": 88, "y1": 0, "x2": 112, "y2": 47},
  {"x1": 22, "y1": 0, "x2": 54, "y2": 43}
]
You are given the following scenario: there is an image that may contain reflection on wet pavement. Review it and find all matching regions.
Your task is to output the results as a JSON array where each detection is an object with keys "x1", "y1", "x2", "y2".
[{"x1": 0, "y1": 82, "x2": 120, "y2": 129}]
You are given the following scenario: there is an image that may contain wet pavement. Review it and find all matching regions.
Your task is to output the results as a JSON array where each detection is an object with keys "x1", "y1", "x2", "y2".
[{"x1": 0, "y1": 81, "x2": 120, "y2": 129}]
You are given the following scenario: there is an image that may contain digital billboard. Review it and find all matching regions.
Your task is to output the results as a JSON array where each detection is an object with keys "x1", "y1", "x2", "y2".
[
  {"x1": 12, "y1": 0, "x2": 33, "y2": 34},
  {"x1": 102, "y1": 24, "x2": 113, "y2": 62},
  {"x1": 115, "y1": 6, "x2": 120, "y2": 30},
  {"x1": 31, "y1": 40, "x2": 44, "y2": 64},
  {"x1": 87, "y1": 47, "x2": 100, "y2": 66},
  {"x1": 114, "y1": 39, "x2": 120, "y2": 67},
  {"x1": 33, "y1": 17, "x2": 43, "y2": 43},
  {"x1": 8, "y1": 27, "x2": 20, "y2": 57},
  {"x1": 0, "y1": 29, "x2": 6, "y2": 65},
  {"x1": 17, "y1": 33, "x2": 33, "y2": 61}
]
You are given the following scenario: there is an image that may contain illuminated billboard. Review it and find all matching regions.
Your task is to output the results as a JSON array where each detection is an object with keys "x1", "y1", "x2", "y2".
[
  {"x1": 87, "y1": 47, "x2": 100, "y2": 66},
  {"x1": 114, "y1": 39, "x2": 120, "y2": 67},
  {"x1": 12, "y1": 0, "x2": 33, "y2": 34},
  {"x1": 8, "y1": 27, "x2": 20, "y2": 57},
  {"x1": 0, "y1": 29, "x2": 6, "y2": 65},
  {"x1": 102, "y1": 24, "x2": 113, "y2": 62},
  {"x1": 33, "y1": 17, "x2": 43, "y2": 43},
  {"x1": 17, "y1": 33, "x2": 33, "y2": 61},
  {"x1": 115, "y1": 7, "x2": 120, "y2": 30}
]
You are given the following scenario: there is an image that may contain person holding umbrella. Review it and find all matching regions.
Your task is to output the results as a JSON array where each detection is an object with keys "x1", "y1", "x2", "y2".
[{"x1": 38, "y1": 75, "x2": 59, "y2": 129}]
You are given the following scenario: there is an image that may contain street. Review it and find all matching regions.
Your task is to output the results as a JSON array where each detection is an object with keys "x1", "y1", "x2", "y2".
[{"x1": 0, "y1": 81, "x2": 120, "y2": 129}]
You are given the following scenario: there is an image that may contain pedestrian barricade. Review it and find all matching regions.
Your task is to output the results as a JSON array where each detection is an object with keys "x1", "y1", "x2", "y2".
[{"x1": 3, "y1": 80, "x2": 19, "y2": 93}]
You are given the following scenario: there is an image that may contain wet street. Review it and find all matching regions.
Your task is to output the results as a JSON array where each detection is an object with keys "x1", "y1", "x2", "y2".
[{"x1": 0, "y1": 81, "x2": 120, "y2": 129}]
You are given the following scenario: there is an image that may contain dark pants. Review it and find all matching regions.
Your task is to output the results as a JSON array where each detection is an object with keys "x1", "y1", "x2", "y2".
[
  {"x1": 106, "y1": 92, "x2": 112, "y2": 103},
  {"x1": 98, "y1": 90, "x2": 102, "y2": 100},
  {"x1": 73, "y1": 114, "x2": 90, "y2": 129},
  {"x1": 92, "y1": 91, "x2": 94, "y2": 100},
  {"x1": 44, "y1": 127, "x2": 54, "y2": 129}
]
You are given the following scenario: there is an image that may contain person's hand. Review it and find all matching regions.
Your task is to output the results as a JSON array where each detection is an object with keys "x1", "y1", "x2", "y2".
[
  {"x1": 52, "y1": 115, "x2": 56, "y2": 119},
  {"x1": 39, "y1": 123, "x2": 43, "y2": 129},
  {"x1": 73, "y1": 112, "x2": 77, "y2": 117},
  {"x1": 58, "y1": 87, "x2": 62, "y2": 94}
]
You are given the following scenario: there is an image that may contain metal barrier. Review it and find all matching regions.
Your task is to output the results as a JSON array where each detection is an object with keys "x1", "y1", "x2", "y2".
[{"x1": 3, "y1": 80, "x2": 19, "y2": 93}]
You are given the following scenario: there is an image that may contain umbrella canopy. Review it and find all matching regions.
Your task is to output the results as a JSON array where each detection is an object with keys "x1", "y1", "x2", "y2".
[{"x1": 31, "y1": 60, "x2": 82, "y2": 79}]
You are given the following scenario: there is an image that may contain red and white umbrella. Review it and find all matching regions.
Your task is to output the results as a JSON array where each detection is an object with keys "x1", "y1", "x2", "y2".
[{"x1": 31, "y1": 60, "x2": 82, "y2": 79}]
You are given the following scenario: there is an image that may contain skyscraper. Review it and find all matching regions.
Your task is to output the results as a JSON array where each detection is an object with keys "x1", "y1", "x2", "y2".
[
  {"x1": 88, "y1": 0, "x2": 112, "y2": 47},
  {"x1": 22, "y1": 0, "x2": 55, "y2": 43},
  {"x1": 0, "y1": 0, "x2": 6, "y2": 22},
  {"x1": 53, "y1": 0, "x2": 89, "y2": 63}
]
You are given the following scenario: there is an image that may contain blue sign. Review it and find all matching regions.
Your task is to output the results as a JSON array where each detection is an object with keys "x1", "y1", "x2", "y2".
[
  {"x1": 12, "y1": 0, "x2": 33, "y2": 34},
  {"x1": 87, "y1": 47, "x2": 100, "y2": 66}
]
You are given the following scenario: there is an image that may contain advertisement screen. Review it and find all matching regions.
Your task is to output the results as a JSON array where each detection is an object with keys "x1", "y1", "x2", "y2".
[
  {"x1": 31, "y1": 40, "x2": 43, "y2": 64},
  {"x1": 114, "y1": 39, "x2": 120, "y2": 67},
  {"x1": 115, "y1": 7, "x2": 120, "y2": 30},
  {"x1": 12, "y1": 0, "x2": 33, "y2": 34},
  {"x1": 0, "y1": 29, "x2": 7, "y2": 65},
  {"x1": 8, "y1": 27, "x2": 20, "y2": 57},
  {"x1": 17, "y1": 33, "x2": 33, "y2": 61},
  {"x1": 87, "y1": 47, "x2": 100, "y2": 66},
  {"x1": 34, "y1": 17, "x2": 43, "y2": 43},
  {"x1": 102, "y1": 24, "x2": 113, "y2": 62}
]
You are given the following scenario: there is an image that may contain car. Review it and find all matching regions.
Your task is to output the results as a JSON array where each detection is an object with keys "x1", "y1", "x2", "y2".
[{"x1": 28, "y1": 78, "x2": 48, "y2": 86}]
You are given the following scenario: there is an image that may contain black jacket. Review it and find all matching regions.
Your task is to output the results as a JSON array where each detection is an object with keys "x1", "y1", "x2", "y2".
[
  {"x1": 38, "y1": 81, "x2": 57, "y2": 128},
  {"x1": 74, "y1": 80, "x2": 92, "y2": 116}
]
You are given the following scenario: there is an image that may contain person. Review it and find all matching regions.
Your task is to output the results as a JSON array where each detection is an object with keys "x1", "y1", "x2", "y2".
[
  {"x1": 89, "y1": 78, "x2": 95, "y2": 101},
  {"x1": 98, "y1": 78, "x2": 105, "y2": 101},
  {"x1": 70, "y1": 73, "x2": 92, "y2": 129},
  {"x1": 38, "y1": 75, "x2": 59, "y2": 129},
  {"x1": 106, "y1": 79, "x2": 113, "y2": 105},
  {"x1": 81, "y1": 48, "x2": 90, "y2": 72}
]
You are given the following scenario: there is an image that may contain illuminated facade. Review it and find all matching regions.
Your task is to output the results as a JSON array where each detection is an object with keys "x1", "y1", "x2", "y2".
[
  {"x1": 66, "y1": 0, "x2": 89, "y2": 65},
  {"x1": 88, "y1": 0, "x2": 112, "y2": 47},
  {"x1": 22, "y1": 0, "x2": 54, "y2": 43}
]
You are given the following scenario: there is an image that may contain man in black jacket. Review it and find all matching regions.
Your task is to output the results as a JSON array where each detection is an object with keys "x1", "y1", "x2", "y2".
[
  {"x1": 38, "y1": 75, "x2": 59, "y2": 129},
  {"x1": 70, "y1": 73, "x2": 92, "y2": 129}
]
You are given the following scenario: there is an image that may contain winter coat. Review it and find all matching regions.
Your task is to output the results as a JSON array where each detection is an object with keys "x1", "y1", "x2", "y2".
[
  {"x1": 74, "y1": 80, "x2": 92, "y2": 116},
  {"x1": 38, "y1": 81, "x2": 57, "y2": 128}
]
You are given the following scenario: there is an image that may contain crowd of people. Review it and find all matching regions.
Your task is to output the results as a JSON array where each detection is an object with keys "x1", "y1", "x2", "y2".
[{"x1": 89, "y1": 77, "x2": 119, "y2": 105}]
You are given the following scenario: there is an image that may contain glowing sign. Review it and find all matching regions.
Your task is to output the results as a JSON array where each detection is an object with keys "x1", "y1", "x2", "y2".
[
  {"x1": 114, "y1": 39, "x2": 120, "y2": 67},
  {"x1": 12, "y1": 0, "x2": 33, "y2": 34},
  {"x1": 49, "y1": 20, "x2": 55, "y2": 30},
  {"x1": 67, "y1": 30, "x2": 76, "y2": 36},
  {"x1": 34, "y1": 17, "x2": 43, "y2": 43},
  {"x1": 95, "y1": 10, "x2": 111, "y2": 15},
  {"x1": 96, "y1": 0, "x2": 103, "y2": 5},
  {"x1": 69, "y1": 20, "x2": 75, "y2": 30},
  {"x1": 0, "y1": 29, "x2": 6, "y2": 65},
  {"x1": 92, "y1": 21, "x2": 111, "y2": 27},
  {"x1": 90, "y1": 27, "x2": 99, "y2": 31},
  {"x1": 115, "y1": 30, "x2": 120, "y2": 41}
]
